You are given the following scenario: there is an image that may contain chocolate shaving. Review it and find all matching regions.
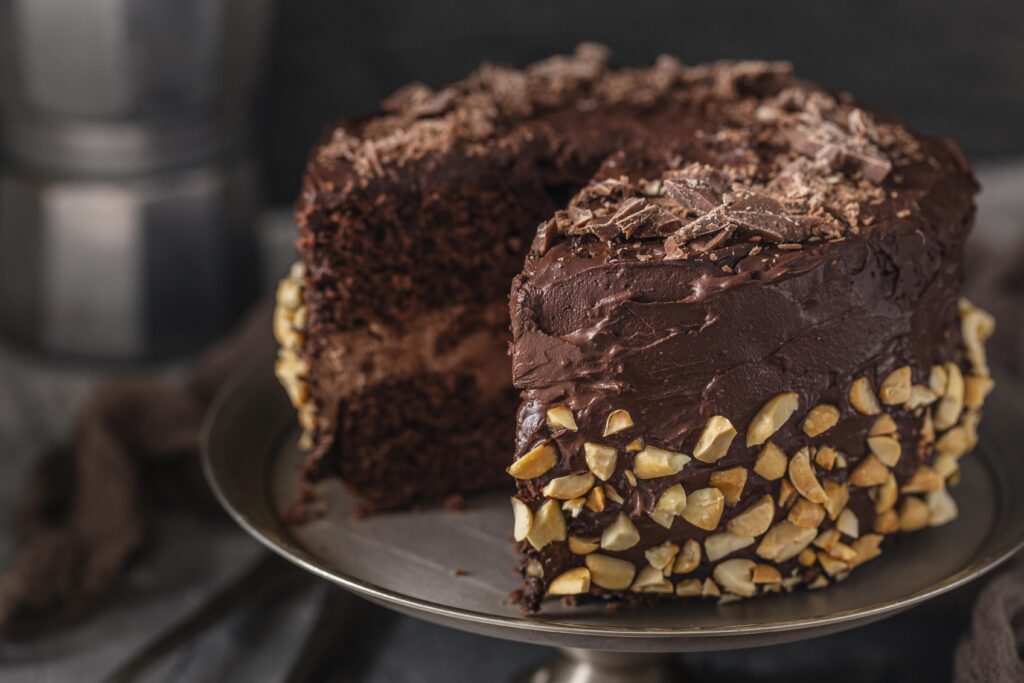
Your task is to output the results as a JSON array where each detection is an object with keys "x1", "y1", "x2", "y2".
[
  {"x1": 474, "y1": 64, "x2": 533, "y2": 118},
  {"x1": 669, "y1": 207, "x2": 730, "y2": 241},
  {"x1": 664, "y1": 224, "x2": 734, "y2": 258},
  {"x1": 588, "y1": 220, "x2": 621, "y2": 240},
  {"x1": 725, "y1": 190, "x2": 804, "y2": 242},
  {"x1": 663, "y1": 190, "x2": 799, "y2": 253},
  {"x1": 848, "y1": 108, "x2": 880, "y2": 142},
  {"x1": 381, "y1": 82, "x2": 458, "y2": 118},
  {"x1": 567, "y1": 206, "x2": 594, "y2": 227},
  {"x1": 663, "y1": 177, "x2": 724, "y2": 214},
  {"x1": 578, "y1": 196, "x2": 686, "y2": 240},
  {"x1": 634, "y1": 213, "x2": 685, "y2": 238},
  {"x1": 784, "y1": 108, "x2": 892, "y2": 184},
  {"x1": 607, "y1": 196, "x2": 648, "y2": 228},
  {"x1": 533, "y1": 220, "x2": 560, "y2": 254},
  {"x1": 663, "y1": 164, "x2": 728, "y2": 203},
  {"x1": 610, "y1": 198, "x2": 681, "y2": 238},
  {"x1": 711, "y1": 60, "x2": 795, "y2": 99},
  {"x1": 664, "y1": 235, "x2": 686, "y2": 260},
  {"x1": 695, "y1": 228, "x2": 733, "y2": 251}
]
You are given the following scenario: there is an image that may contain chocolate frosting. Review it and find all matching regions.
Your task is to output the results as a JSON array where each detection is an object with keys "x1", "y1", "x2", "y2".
[{"x1": 508, "y1": 80, "x2": 978, "y2": 608}]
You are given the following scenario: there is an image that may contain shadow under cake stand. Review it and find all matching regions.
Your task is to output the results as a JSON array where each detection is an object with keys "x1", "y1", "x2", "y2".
[{"x1": 201, "y1": 365, "x2": 1024, "y2": 683}]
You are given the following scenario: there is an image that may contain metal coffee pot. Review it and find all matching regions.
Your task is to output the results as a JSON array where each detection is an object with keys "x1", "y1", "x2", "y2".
[{"x1": 0, "y1": 0, "x2": 271, "y2": 358}]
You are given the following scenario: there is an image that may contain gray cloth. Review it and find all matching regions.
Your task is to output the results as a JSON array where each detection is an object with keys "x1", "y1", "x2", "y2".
[{"x1": 955, "y1": 557, "x2": 1024, "y2": 683}]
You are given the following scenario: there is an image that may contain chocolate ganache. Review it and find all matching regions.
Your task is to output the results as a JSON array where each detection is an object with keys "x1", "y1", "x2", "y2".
[{"x1": 507, "y1": 74, "x2": 992, "y2": 609}]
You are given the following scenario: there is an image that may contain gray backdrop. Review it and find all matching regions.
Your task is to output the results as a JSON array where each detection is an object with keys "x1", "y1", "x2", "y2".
[{"x1": 255, "y1": 0, "x2": 1024, "y2": 203}]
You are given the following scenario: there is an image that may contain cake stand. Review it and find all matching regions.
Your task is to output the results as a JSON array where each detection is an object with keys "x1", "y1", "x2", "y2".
[{"x1": 201, "y1": 365, "x2": 1024, "y2": 682}]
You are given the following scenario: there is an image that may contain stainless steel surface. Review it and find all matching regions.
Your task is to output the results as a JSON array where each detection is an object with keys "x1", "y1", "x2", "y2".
[
  {"x1": 0, "y1": 160, "x2": 258, "y2": 358},
  {"x1": 202, "y1": 363, "x2": 1024, "y2": 661},
  {"x1": 512, "y1": 650, "x2": 682, "y2": 683},
  {"x1": 0, "y1": 0, "x2": 269, "y2": 357},
  {"x1": 0, "y1": 0, "x2": 270, "y2": 174}
]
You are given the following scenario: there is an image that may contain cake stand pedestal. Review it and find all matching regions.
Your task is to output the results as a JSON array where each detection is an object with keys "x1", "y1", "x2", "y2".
[
  {"x1": 202, "y1": 365, "x2": 1024, "y2": 683},
  {"x1": 512, "y1": 650, "x2": 681, "y2": 683}
]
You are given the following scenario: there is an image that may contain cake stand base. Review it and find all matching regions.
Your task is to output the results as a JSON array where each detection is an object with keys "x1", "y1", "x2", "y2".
[{"x1": 513, "y1": 650, "x2": 680, "y2": 683}]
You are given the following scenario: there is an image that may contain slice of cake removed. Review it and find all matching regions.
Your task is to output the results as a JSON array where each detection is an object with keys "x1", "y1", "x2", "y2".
[{"x1": 507, "y1": 87, "x2": 992, "y2": 610}]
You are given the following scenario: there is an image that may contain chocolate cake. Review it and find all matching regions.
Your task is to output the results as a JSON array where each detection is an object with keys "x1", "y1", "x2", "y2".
[{"x1": 275, "y1": 45, "x2": 994, "y2": 609}]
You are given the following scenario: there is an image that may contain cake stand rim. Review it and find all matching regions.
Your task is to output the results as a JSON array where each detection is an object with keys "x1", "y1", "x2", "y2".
[{"x1": 201, "y1": 362, "x2": 1024, "y2": 651}]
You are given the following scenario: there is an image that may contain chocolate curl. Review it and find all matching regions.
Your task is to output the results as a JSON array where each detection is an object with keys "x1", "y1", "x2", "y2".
[{"x1": 784, "y1": 108, "x2": 892, "y2": 184}]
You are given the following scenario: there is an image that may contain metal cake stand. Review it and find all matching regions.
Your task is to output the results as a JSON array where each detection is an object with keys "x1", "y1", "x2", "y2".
[{"x1": 201, "y1": 365, "x2": 1024, "y2": 683}]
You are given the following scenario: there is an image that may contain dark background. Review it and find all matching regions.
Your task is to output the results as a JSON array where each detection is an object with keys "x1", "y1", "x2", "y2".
[{"x1": 256, "y1": 0, "x2": 1024, "y2": 204}]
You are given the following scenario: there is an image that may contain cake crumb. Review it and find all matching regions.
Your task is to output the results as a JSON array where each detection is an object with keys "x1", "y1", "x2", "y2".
[
  {"x1": 441, "y1": 493, "x2": 467, "y2": 511},
  {"x1": 282, "y1": 482, "x2": 318, "y2": 525}
]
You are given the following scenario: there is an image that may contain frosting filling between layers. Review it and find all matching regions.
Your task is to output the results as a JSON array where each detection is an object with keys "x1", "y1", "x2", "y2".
[{"x1": 275, "y1": 278, "x2": 513, "y2": 473}]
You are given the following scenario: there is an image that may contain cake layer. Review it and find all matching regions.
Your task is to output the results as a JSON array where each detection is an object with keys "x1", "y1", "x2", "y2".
[
  {"x1": 329, "y1": 372, "x2": 514, "y2": 511},
  {"x1": 297, "y1": 44, "x2": 703, "y2": 332},
  {"x1": 507, "y1": 83, "x2": 990, "y2": 609},
  {"x1": 306, "y1": 302, "x2": 516, "y2": 509},
  {"x1": 275, "y1": 265, "x2": 516, "y2": 508}
]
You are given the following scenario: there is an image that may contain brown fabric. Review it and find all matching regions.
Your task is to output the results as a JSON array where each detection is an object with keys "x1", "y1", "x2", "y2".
[
  {"x1": 954, "y1": 237, "x2": 1024, "y2": 682},
  {"x1": 954, "y1": 557, "x2": 1024, "y2": 683},
  {"x1": 0, "y1": 303, "x2": 273, "y2": 638}
]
